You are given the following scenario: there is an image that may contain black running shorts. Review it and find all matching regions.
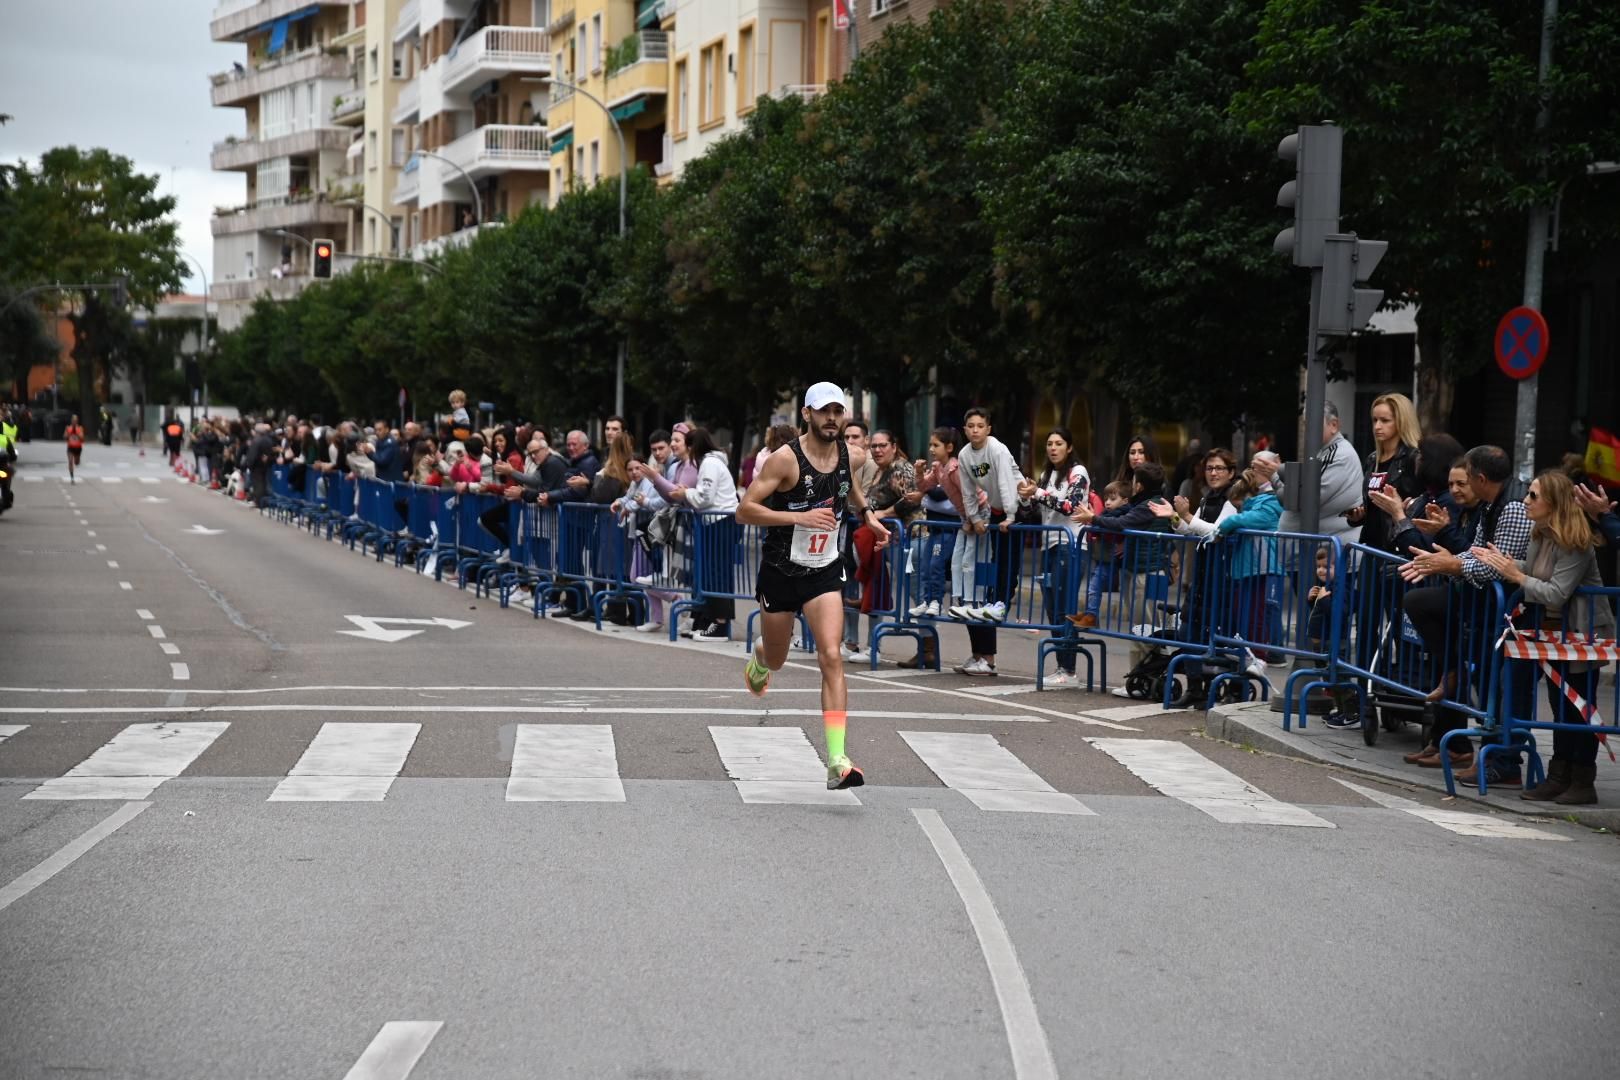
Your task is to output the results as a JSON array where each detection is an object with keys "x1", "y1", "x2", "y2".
[{"x1": 756, "y1": 562, "x2": 846, "y2": 615}]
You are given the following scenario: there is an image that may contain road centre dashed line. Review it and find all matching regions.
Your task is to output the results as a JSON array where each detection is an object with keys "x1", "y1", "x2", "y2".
[
  {"x1": 136, "y1": 610, "x2": 154, "y2": 620},
  {"x1": 118, "y1": 582, "x2": 133, "y2": 591},
  {"x1": 0, "y1": 705, "x2": 1050, "y2": 721}
]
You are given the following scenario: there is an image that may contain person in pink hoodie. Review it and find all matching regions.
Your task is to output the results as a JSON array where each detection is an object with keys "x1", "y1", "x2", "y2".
[{"x1": 446, "y1": 441, "x2": 482, "y2": 488}]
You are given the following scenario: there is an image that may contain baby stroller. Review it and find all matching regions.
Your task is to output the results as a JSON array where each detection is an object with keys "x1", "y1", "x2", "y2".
[{"x1": 1116, "y1": 598, "x2": 1251, "y2": 707}]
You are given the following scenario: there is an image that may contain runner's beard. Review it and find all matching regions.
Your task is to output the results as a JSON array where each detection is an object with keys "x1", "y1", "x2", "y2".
[{"x1": 806, "y1": 423, "x2": 839, "y2": 445}]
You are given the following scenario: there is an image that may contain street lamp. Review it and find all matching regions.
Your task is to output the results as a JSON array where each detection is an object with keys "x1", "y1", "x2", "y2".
[
  {"x1": 525, "y1": 74, "x2": 629, "y2": 415},
  {"x1": 334, "y1": 197, "x2": 399, "y2": 255},
  {"x1": 181, "y1": 252, "x2": 211, "y2": 425},
  {"x1": 411, "y1": 149, "x2": 483, "y2": 228}
]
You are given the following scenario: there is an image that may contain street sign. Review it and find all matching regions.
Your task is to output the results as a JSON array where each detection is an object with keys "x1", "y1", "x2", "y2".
[{"x1": 1495, "y1": 306, "x2": 1549, "y2": 380}]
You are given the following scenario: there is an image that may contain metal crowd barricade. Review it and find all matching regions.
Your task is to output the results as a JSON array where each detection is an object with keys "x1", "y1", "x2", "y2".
[
  {"x1": 1442, "y1": 585, "x2": 1620, "y2": 796},
  {"x1": 1070, "y1": 524, "x2": 1202, "y2": 701},
  {"x1": 856, "y1": 517, "x2": 917, "y2": 668},
  {"x1": 625, "y1": 506, "x2": 699, "y2": 630},
  {"x1": 667, "y1": 510, "x2": 751, "y2": 642},
  {"x1": 1331, "y1": 543, "x2": 1507, "y2": 743}
]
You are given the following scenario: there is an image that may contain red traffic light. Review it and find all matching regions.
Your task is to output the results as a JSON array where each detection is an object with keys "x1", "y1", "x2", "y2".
[{"x1": 315, "y1": 243, "x2": 332, "y2": 258}]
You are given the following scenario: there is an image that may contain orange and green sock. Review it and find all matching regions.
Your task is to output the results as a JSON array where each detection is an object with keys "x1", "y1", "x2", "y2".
[{"x1": 824, "y1": 710, "x2": 847, "y2": 762}]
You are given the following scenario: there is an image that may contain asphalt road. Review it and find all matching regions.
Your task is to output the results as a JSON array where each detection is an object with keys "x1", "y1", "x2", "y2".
[{"x1": 2, "y1": 439, "x2": 1618, "y2": 1080}]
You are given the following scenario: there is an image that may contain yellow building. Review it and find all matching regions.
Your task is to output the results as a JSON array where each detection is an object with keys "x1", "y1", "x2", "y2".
[{"x1": 546, "y1": 0, "x2": 669, "y2": 199}]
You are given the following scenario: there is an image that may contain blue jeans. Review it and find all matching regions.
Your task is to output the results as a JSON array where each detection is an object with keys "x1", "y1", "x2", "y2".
[
  {"x1": 1084, "y1": 556, "x2": 1118, "y2": 617},
  {"x1": 923, "y1": 526, "x2": 957, "y2": 603}
]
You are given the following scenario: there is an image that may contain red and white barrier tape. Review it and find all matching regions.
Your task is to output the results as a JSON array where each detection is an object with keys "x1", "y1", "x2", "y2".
[{"x1": 1497, "y1": 604, "x2": 1616, "y2": 759}]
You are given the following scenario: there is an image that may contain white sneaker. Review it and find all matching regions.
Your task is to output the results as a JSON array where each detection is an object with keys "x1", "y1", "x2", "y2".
[
  {"x1": 959, "y1": 656, "x2": 997, "y2": 677},
  {"x1": 923, "y1": 600, "x2": 940, "y2": 617},
  {"x1": 633, "y1": 574, "x2": 655, "y2": 586},
  {"x1": 842, "y1": 644, "x2": 865, "y2": 662},
  {"x1": 947, "y1": 603, "x2": 974, "y2": 621},
  {"x1": 979, "y1": 601, "x2": 1007, "y2": 623},
  {"x1": 634, "y1": 621, "x2": 663, "y2": 633},
  {"x1": 694, "y1": 623, "x2": 730, "y2": 641},
  {"x1": 1044, "y1": 671, "x2": 1075, "y2": 687},
  {"x1": 908, "y1": 601, "x2": 932, "y2": 617},
  {"x1": 1110, "y1": 686, "x2": 1134, "y2": 698}
]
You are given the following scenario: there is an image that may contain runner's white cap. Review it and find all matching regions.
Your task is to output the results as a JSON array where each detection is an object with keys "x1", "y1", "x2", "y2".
[{"x1": 804, "y1": 382, "x2": 847, "y2": 410}]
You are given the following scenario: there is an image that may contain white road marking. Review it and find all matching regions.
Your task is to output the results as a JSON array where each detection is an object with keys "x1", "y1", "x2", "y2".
[
  {"x1": 160, "y1": 643, "x2": 180, "y2": 656},
  {"x1": 184, "y1": 525, "x2": 225, "y2": 535},
  {"x1": 912, "y1": 809, "x2": 1059, "y2": 1080},
  {"x1": 0, "y1": 802, "x2": 151, "y2": 914},
  {"x1": 0, "y1": 684, "x2": 921, "y2": 696},
  {"x1": 0, "y1": 724, "x2": 28, "y2": 743},
  {"x1": 830, "y1": 665, "x2": 1141, "y2": 731},
  {"x1": 147, "y1": 625, "x2": 166, "y2": 640},
  {"x1": 709, "y1": 726, "x2": 860, "y2": 805},
  {"x1": 960, "y1": 683, "x2": 1048, "y2": 698},
  {"x1": 900, "y1": 731, "x2": 1094, "y2": 815},
  {"x1": 1335, "y1": 779, "x2": 1570, "y2": 840},
  {"x1": 136, "y1": 610, "x2": 154, "y2": 620},
  {"x1": 95, "y1": 544, "x2": 106, "y2": 551},
  {"x1": 85, "y1": 530, "x2": 96, "y2": 537},
  {"x1": 270, "y1": 723, "x2": 420, "y2": 801},
  {"x1": 337, "y1": 615, "x2": 472, "y2": 642},
  {"x1": 107, "y1": 561, "x2": 119, "y2": 569},
  {"x1": 170, "y1": 663, "x2": 190, "y2": 681},
  {"x1": 341, "y1": 1020, "x2": 444, "y2": 1080},
  {"x1": 23, "y1": 723, "x2": 228, "y2": 800},
  {"x1": 139, "y1": 478, "x2": 161, "y2": 485},
  {"x1": 0, "y1": 704, "x2": 1042, "y2": 721},
  {"x1": 1086, "y1": 738, "x2": 1335, "y2": 828},
  {"x1": 118, "y1": 582, "x2": 133, "y2": 591},
  {"x1": 1079, "y1": 704, "x2": 1181, "y2": 722},
  {"x1": 507, "y1": 724, "x2": 624, "y2": 802},
  {"x1": 100, "y1": 477, "x2": 122, "y2": 484}
]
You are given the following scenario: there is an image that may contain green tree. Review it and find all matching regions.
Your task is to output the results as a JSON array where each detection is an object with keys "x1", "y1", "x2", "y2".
[
  {"x1": 0, "y1": 285, "x2": 58, "y2": 396},
  {"x1": 1233, "y1": 0, "x2": 1620, "y2": 430}
]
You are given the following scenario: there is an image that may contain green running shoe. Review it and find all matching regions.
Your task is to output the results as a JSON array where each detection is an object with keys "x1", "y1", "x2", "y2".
[
  {"x1": 743, "y1": 652, "x2": 772, "y2": 697},
  {"x1": 827, "y1": 754, "x2": 865, "y2": 790}
]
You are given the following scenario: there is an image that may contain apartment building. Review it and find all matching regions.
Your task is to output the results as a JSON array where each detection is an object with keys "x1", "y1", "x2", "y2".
[
  {"x1": 209, "y1": 0, "x2": 360, "y2": 330},
  {"x1": 546, "y1": 0, "x2": 668, "y2": 201},
  {"x1": 393, "y1": 0, "x2": 554, "y2": 257}
]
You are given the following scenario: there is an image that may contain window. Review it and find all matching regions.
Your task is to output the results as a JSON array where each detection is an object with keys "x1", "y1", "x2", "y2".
[
  {"x1": 815, "y1": 12, "x2": 831, "y2": 85},
  {"x1": 368, "y1": 47, "x2": 379, "y2": 82},
  {"x1": 393, "y1": 42, "x2": 406, "y2": 78},
  {"x1": 367, "y1": 218, "x2": 376, "y2": 254},
  {"x1": 672, "y1": 57, "x2": 689, "y2": 138},
  {"x1": 304, "y1": 83, "x2": 316, "y2": 129},
  {"x1": 737, "y1": 23, "x2": 755, "y2": 114},
  {"x1": 367, "y1": 131, "x2": 378, "y2": 170},
  {"x1": 698, "y1": 40, "x2": 724, "y2": 128},
  {"x1": 391, "y1": 128, "x2": 406, "y2": 167},
  {"x1": 577, "y1": 27, "x2": 587, "y2": 78},
  {"x1": 262, "y1": 86, "x2": 293, "y2": 139},
  {"x1": 591, "y1": 14, "x2": 602, "y2": 72},
  {"x1": 532, "y1": 0, "x2": 551, "y2": 28},
  {"x1": 575, "y1": 146, "x2": 585, "y2": 187},
  {"x1": 390, "y1": 216, "x2": 403, "y2": 255},
  {"x1": 872, "y1": 0, "x2": 892, "y2": 14},
  {"x1": 590, "y1": 139, "x2": 600, "y2": 183}
]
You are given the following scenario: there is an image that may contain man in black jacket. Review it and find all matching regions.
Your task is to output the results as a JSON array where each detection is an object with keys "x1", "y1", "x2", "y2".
[{"x1": 244, "y1": 423, "x2": 275, "y2": 506}]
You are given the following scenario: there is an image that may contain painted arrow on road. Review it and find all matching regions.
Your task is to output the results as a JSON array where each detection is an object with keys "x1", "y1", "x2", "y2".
[
  {"x1": 141, "y1": 496, "x2": 170, "y2": 503},
  {"x1": 185, "y1": 525, "x2": 225, "y2": 535},
  {"x1": 338, "y1": 616, "x2": 474, "y2": 643}
]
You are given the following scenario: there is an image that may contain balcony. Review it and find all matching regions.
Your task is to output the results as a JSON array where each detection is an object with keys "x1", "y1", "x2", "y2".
[
  {"x1": 211, "y1": 127, "x2": 352, "y2": 171},
  {"x1": 211, "y1": 195, "x2": 351, "y2": 236},
  {"x1": 604, "y1": 31, "x2": 669, "y2": 110},
  {"x1": 772, "y1": 84, "x2": 826, "y2": 103},
  {"x1": 393, "y1": 0, "x2": 420, "y2": 41},
  {"x1": 212, "y1": 273, "x2": 317, "y2": 303},
  {"x1": 332, "y1": 86, "x2": 366, "y2": 124},
  {"x1": 393, "y1": 160, "x2": 420, "y2": 206},
  {"x1": 442, "y1": 26, "x2": 552, "y2": 96},
  {"x1": 210, "y1": 0, "x2": 354, "y2": 43},
  {"x1": 440, "y1": 124, "x2": 550, "y2": 180},
  {"x1": 548, "y1": 0, "x2": 575, "y2": 35},
  {"x1": 392, "y1": 77, "x2": 421, "y2": 124},
  {"x1": 412, "y1": 222, "x2": 500, "y2": 261},
  {"x1": 211, "y1": 50, "x2": 353, "y2": 107}
]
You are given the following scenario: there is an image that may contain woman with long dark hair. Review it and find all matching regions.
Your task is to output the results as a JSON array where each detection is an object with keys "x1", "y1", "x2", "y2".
[
  {"x1": 1017, "y1": 427, "x2": 1091, "y2": 685},
  {"x1": 1113, "y1": 433, "x2": 1160, "y2": 487}
]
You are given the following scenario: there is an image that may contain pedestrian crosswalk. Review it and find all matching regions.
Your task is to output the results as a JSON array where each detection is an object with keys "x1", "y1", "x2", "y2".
[{"x1": 0, "y1": 720, "x2": 1572, "y2": 838}]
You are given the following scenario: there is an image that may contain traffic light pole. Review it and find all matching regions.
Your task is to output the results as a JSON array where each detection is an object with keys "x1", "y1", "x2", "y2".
[
  {"x1": 1512, "y1": 0, "x2": 1559, "y2": 489},
  {"x1": 1298, "y1": 269, "x2": 1325, "y2": 535}
]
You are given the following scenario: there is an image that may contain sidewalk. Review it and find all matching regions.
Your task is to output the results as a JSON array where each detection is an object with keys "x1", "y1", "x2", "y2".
[{"x1": 1205, "y1": 700, "x2": 1620, "y2": 830}]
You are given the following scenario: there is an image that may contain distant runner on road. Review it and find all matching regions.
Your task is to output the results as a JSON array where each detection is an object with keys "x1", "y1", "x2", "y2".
[
  {"x1": 64, "y1": 415, "x2": 86, "y2": 485},
  {"x1": 736, "y1": 382, "x2": 888, "y2": 790}
]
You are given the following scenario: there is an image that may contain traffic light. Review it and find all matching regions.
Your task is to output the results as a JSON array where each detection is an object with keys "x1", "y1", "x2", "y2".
[
  {"x1": 1319, "y1": 234, "x2": 1388, "y2": 335},
  {"x1": 1273, "y1": 124, "x2": 1342, "y2": 267},
  {"x1": 313, "y1": 239, "x2": 334, "y2": 279}
]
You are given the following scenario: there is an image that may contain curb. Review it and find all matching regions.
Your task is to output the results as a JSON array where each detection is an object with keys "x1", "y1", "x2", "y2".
[{"x1": 1204, "y1": 701, "x2": 1620, "y2": 830}]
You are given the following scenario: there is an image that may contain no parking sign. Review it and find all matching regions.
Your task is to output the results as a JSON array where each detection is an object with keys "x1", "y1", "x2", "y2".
[{"x1": 1494, "y1": 306, "x2": 1549, "y2": 380}]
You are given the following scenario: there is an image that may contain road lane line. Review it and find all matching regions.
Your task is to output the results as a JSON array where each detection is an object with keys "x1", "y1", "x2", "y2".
[
  {"x1": 900, "y1": 732, "x2": 1094, "y2": 815},
  {"x1": 95, "y1": 544, "x2": 106, "y2": 551},
  {"x1": 0, "y1": 684, "x2": 922, "y2": 695},
  {"x1": 160, "y1": 643, "x2": 180, "y2": 655},
  {"x1": 1335, "y1": 779, "x2": 1570, "y2": 840},
  {"x1": 912, "y1": 809, "x2": 1058, "y2": 1080},
  {"x1": 270, "y1": 723, "x2": 420, "y2": 801},
  {"x1": 0, "y1": 724, "x2": 28, "y2": 743},
  {"x1": 506, "y1": 724, "x2": 625, "y2": 802},
  {"x1": 147, "y1": 626, "x2": 166, "y2": 639},
  {"x1": 341, "y1": 1021, "x2": 443, "y2": 1080},
  {"x1": 86, "y1": 530, "x2": 96, "y2": 537},
  {"x1": 136, "y1": 610, "x2": 154, "y2": 620},
  {"x1": 107, "y1": 561, "x2": 119, "y2": 568},
  {"x1": 23, "y1": 723, "x2": 228, "y2": 800},
  {"x1": 1086, "y1": 738, "x2": 1335, "y2": 828},
  {"x1": 709, "y1": 726, "x2": 860, "y2": 805},
  {"x1": 170, "y1": 663, "x2": 190, "y2": 681},
  {"x1": 0, "y1": 705, "x2": 1041, "y2": 721},
  {"x1": 0, "y1": 802, "x2": 151, "y2": 914},
  {"x1": 118, "y1": 582, "x2": 133, "y2": 591},
  {"x1": 100, "y1": 477, "x2": 122, "y2": 484},
  {"x1": 138, "y1": 477, "x2": 160, "y2": 484},
  {"x1": 1078, "y1": 704, "x2": 1182, "y2": 722}
]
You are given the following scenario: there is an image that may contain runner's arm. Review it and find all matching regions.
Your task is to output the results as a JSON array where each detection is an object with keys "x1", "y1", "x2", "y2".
[
  {"x1": 845, "y1": 446, "x2": 888, "y2": 532},
  {"x1": 736, "y1": 447, "x2": 824, "y2": 528}
]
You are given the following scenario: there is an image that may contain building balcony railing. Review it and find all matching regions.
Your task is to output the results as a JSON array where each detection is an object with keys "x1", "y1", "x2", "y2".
[
  {"x1": 412, "y1": 222, "x2": 500, "y2": 262},
  {"x1": 211, "y1": 127, "x2": 352, "y2": 171},
  {"x1": 604, "y1": 32, "x2": 669, "y2": 107},
  {"x1": 394, "y1": 0, "x2": 420, "y2": 42},
  {"x1": 210, "y1": 51, "x2": 353, "y2": 107},
  {"x1": 210, "y1": 0, "x2": 354, "y2": 43},
  {"x1": 393, "y1": 162, "x2": 421, "y2": 206},
  {"x1": 442, "y1": 26, "x2": 553, "y2": 95},
  {"x1": 211, "y1": 195, "x2": 352, "y2": 236},
  {"x1": 439, "y1": 124, "x2": 550, "y2": 181},
  {"x1": 772, "y1": 84, "x2": 826, "y2": 103},
  {"x1": 332, "y1": 86, "x2": 366, "y2": 124},
  {"x1": 212, "y1": 272, "x2": 318, "y2": 303},
  {"x1": 392, "y1": 76, "x2": 421, "y2": 124}
]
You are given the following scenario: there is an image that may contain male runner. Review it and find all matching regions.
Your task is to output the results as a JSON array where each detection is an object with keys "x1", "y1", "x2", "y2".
[
  {"x1": 64, "y1": 414, "x2": 86, "y2": 485},
  {"x1": 737, "y1": 382, "x2": 888, "y2": 789}
]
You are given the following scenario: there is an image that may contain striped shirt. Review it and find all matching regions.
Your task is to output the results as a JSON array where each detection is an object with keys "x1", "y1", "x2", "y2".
[{"x1": 1458, "y1": 494, "x2": 1532, "y2": 587}]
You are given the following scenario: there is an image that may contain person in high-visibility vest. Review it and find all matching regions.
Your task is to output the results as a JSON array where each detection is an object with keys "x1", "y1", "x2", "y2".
[
  {"x1": 65, "y1": 414, "x2": 86, "y2": 484},
  {"x1": 0, "y1": 409, "x2": 18, "y2": 464}
]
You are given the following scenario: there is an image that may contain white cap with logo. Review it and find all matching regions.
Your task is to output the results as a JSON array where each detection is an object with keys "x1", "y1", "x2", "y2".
[{"x1": 804, "y1": 382, "x2": 847, "y2": 411}]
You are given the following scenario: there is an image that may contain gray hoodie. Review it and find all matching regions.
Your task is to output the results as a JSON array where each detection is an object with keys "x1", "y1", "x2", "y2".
[
  {"x1": 1279, "y1": 433, "x2": 1365, "y2": 542},
  {"x1": 958, "y1": 435, "x2": 1023, "y2": 524}
]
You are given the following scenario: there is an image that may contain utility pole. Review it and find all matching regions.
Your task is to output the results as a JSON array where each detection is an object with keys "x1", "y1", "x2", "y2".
[{"x1": 1513, "y1": 0, "x2": 1559, "y2": 489}]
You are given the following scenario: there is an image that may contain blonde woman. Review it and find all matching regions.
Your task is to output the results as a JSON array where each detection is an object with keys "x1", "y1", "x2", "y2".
[
  {"x1": 1346, "y1": 392, "x2": 1422, "y2": 552},
  {"x1": 1473, "y1": 470, "x2": 1615, "y2": 804}
]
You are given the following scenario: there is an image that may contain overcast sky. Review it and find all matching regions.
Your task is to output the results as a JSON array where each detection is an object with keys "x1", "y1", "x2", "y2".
[{"x1": 1, "y1": 1, "x2": 247, "y2": 295}]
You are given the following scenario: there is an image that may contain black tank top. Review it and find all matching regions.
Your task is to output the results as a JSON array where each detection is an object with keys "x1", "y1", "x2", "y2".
[{"x1": 763, "y1": 438, "x2": 852, "y2": 577}]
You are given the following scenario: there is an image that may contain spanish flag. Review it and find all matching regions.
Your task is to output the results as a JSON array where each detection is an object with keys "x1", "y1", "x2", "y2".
[{"x1": 1586, "y1": 426, "x2": 1620, "y2": 488}]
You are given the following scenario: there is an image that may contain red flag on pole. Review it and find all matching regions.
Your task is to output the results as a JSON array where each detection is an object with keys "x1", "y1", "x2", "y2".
[{"x1": 1585, "y1": 426, "x2": 1620, "y2": 488}]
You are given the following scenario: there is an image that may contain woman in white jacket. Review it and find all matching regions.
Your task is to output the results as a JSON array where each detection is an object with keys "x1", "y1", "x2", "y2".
[{"x1": 670, "y1": 426, "x2": 741, "y2": 640}]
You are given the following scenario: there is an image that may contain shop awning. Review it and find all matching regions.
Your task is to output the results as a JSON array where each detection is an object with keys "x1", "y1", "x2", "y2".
[
  {"x1": 551, "y1": 131, "x2": 575, "y2": 153},
  {"x1": 609, "y1": 98, "x2": 648, "y2": 123},
  {"x1": 265, "y1": 6, "x2": 319, "y2": 55}
]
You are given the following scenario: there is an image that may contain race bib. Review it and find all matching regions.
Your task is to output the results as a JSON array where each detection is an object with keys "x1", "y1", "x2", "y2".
[{"x1": 790, "y1": 522, "x2": 839, "y2": 567}]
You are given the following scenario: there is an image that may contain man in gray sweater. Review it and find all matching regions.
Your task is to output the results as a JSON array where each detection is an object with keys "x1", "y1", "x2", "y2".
[
  {"x1": 950, "y1": 407, "x2": 1025, "y2": 675},
  {"x1": 1280, "y1": 402, "x2": 1365, "y2": 543}
]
